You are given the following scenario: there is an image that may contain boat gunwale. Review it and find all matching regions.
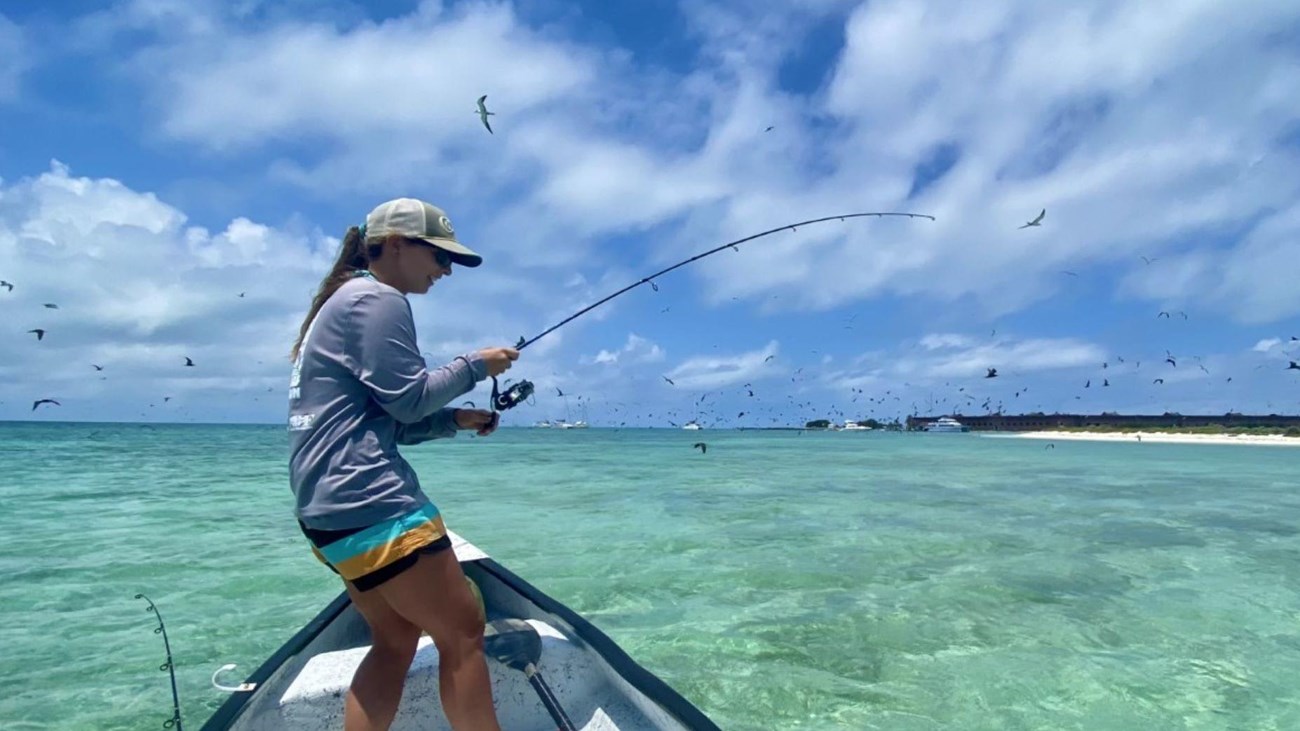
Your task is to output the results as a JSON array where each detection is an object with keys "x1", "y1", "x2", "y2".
[
  {"x1": 199, "y1": 591, "x2": 351, "y2": 730},
  {"x1": 199, "y1": 558, "x2": 722, "y2": 731}
]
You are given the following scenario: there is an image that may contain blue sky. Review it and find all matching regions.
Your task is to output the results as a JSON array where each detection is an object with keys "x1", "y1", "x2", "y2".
[{"x1": 1, "y1": 0, "x2": 1299, "y2": 426}]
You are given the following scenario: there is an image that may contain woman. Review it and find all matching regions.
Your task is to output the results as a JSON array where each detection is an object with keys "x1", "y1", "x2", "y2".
[{"x1": 288, "y1": 197, "x2": 517, "y2": 731}]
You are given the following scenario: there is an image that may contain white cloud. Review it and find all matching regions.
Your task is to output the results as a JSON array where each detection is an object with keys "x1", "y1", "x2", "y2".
[
  {"x1": 1253, "y1": 338, "x2": 1282, "y2": 353},
  {"x1": 125, "y1": 3, "x2": 591, "y2": 153},
  {"x1": 676, "y1": 0, "x2": 1300, "y2": 319},
  {"x1": 582, "y1": 332, "x2": 665, "y2": 366},
  {"x1": 918, "y1": 333, "x2": 975, "y2": 350},
  {"x1": 883, "y1": 335, "x2": 1106, "y2": 380},
  {"x1": 70, "y1": 0, "x2": 1300, "y2": 325},
  {"x1": 0, "y1": 14, "x2": 32, "y2": 102},
  {"x1": 2, "y1": 161, "x2": 337, "y2": 336},
  {"x1": 665, "y1": 340, "x2": 780, "y2": 389},
  {"x1": 0, "y1": 162, "x2": 334, "y2": 415}
]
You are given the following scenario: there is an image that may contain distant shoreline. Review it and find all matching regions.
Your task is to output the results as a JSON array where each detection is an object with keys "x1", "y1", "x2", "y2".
[{"x1": 1001, "y1": 430, "x2": 1300, "y2": 447}]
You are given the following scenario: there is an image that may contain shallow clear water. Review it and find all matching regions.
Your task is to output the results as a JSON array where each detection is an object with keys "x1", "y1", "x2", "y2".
[{"x1": 2, "y1": 422, "x2": 1299, "y2": 730}]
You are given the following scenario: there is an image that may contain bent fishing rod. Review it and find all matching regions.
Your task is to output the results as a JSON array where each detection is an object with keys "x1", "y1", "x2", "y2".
[{"x1": 489, "y1": 210, "x2": 935, "y2": 412}]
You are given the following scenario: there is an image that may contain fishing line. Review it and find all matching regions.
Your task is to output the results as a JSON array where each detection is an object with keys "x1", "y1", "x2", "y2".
[{"x1": 489, "y1": 211, "x2": 935, "y2": 412}]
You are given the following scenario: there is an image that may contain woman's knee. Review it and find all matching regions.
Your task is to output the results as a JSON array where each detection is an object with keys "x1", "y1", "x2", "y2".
[
  {"x1": 431, "y1": 601, "x2": 486, "y2": 658},
  {"x1": 371, "y1": 617, "x2": 423, "y2": 659}
]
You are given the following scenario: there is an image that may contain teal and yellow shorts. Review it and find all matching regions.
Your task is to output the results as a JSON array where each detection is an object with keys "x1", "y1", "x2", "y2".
[{"x1": 298, "y1": 503, "x2": 452, "y2": 592}]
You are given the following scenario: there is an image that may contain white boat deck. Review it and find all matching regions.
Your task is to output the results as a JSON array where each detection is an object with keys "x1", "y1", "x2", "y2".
[
  {"x1": 279, "y1": 619, "x2": 644, "y2": 730},
  {"x1": 215, "y1": 530, "x2": 701, "y2": 730}
]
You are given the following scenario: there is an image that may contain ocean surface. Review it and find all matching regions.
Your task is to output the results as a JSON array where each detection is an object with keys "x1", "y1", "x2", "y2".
[{"x1": 3, "y1": 422, "x2": 1300, "y2": 730}]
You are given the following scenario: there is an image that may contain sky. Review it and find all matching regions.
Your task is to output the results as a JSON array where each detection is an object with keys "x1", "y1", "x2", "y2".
[{"x1": 1, "y1": 0, "x2": 1299, "y2": 427}]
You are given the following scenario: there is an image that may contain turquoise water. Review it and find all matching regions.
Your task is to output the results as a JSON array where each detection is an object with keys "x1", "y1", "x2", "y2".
[{"x1": 3, "y1": 422, "x2": 1300, "y2": 730}]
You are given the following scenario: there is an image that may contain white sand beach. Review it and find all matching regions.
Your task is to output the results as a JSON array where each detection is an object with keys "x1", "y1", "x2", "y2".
[{"x1": 1002, "y1": 431, "x2": 1300, "y2": 447}]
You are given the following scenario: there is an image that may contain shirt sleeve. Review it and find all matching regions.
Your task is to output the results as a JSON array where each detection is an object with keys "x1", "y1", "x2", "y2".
[
  {"x1": 345, "y1": 289, "x2": 489, "y2": 424},
  {"x1": 395, "y1": 407, "x2": 460, "y2": 444}
]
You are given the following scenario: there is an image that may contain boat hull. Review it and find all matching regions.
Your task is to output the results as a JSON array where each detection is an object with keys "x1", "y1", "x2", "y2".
[{"x1": 201, "y1": 535, "x2": 718, "y2": 731}]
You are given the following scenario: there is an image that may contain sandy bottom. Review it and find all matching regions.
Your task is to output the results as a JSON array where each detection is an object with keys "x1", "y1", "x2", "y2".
[{"x1": 1000, "y1": 430, "x2": 1300, "y2": 447}]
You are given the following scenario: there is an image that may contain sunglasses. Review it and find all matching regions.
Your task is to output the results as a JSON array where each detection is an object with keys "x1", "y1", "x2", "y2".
[{"x1": 409, "y1": 239, "x2": 453, "y2": 269}]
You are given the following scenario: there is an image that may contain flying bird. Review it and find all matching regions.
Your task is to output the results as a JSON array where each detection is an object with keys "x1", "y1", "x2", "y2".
[
  {"x1": 43, "y1": 303, "x2": 58, "y2": 309},
  {"x1": 1018, "y1": 209, "x2": 1046, "y2": 229},
  {"x1": 184, "y1": 357, "x2": 195, "y2": 367},
  {"x1": 555, "y1": 387, "x2": 564, "y2": 397},
  {"x1": 1158, "y1": 311, "x2": 1170, "y2": 319},
  {"x1": 461, "y1": 401, "x2": 476, "y2": 408},
  {"x1": 475, "y1": 95, "x2": 495, "y2": 134},
  {"x1": 764, "y1": 355, "x2": 775, "y2": 362},
  {"x1": 0, "y1": 280, "x2": 12, "y2": 291},
  {"x1": 32, "y1": 398, "x2": 60, "y2": 411},
  {"x1": 91, "y1": 364, "x2": 104, "y2": 371},
  {"x1": 1289, "y1": 361, "x2": 1300, "y2": 371},
  {"x1": 764, "y1": 126, "x2": 774, "y2": 132},
  {"x1": 692, "y1": 442, "x2": 707, "y2": 454},
  {"x1": 1153, "y1": 378, "x2": 1165, "y2": 384},
  {"x1": 27, "y1": 328, "x2": 45, "y2": 341},
  {"x1": 1140, "y1": 256, "x2": 1157, "y2": 265},
  {"x1": 1062, "y1": 271, "x2": 1079, "y2": 277},
  {"x1": 985, "y1": 368, "x2": 998, "y2": 379},
  {"x1": 662, "y1": 376, "x2": 675, "y2": 386}
]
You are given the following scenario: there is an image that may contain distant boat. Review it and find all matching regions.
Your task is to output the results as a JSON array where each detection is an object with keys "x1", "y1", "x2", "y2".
[
  {"x1": 534, "y1": 420, "x2": 553, "y2": 428},
  {"x1": 571, "y1": 420, "x2": 589, "y2": 429},
  {"x1": 842, "y1": 420, "x2": 873, "y2": 431},
  {"x1": 923, "y1": 417, "x2": 970, "y2": 433},
  {"x1": 682, "y1": 421, "x2": 702, "y2": 430}
]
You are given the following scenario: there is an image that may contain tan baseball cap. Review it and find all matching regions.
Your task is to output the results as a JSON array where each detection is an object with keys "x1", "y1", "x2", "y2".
[{"x1": 364, "y1": 198, "x2": 483, "y2": 268}]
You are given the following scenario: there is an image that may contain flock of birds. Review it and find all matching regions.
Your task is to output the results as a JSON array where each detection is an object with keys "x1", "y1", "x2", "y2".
[
  {"x1": 3, "y1": 280, "x2": 205, "y2": 414},
  {"x1": 519, "y1": 204, "x2": 1299, "y2": 442},
  {"x1": 5, "y1": 102, "x2": 1299, "y2": 426}
]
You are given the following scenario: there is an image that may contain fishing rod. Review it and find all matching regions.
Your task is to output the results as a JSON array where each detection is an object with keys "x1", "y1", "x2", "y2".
[
  {"x1": 489, "y1": 210, "x2": 935, "y2": 412},
  {"x1": 136, "y1": 593, "x2": 185, "y2": 730}
]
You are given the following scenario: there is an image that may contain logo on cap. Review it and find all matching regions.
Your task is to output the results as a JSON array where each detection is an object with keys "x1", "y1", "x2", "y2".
[{"x1": 438, "y1": 215, "x2": 454, "y2": 235}]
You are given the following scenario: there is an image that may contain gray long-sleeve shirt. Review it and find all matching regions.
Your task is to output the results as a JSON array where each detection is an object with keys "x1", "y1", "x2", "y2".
[{"x1": 288, "y1": 273, "x2": 488, "y2": 530}]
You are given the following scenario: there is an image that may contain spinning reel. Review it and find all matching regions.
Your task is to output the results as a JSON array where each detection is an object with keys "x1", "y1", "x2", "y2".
[{"x1": 491, "y1": 376, "x2": 535, "y2": 412}]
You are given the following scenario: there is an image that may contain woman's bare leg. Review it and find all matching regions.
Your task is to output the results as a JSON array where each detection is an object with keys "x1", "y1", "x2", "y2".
[
  {"x1": 342, "y1": 580, "x2": 422, "y2": 730},
  {"x1": 376, "y1": 549, "x2": 501, "y2": 731}
]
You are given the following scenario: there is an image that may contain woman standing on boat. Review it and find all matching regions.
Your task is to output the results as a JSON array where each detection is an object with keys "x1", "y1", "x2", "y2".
[{"x1": 288, "y1": 198, "x2": 516, "y2": 731}]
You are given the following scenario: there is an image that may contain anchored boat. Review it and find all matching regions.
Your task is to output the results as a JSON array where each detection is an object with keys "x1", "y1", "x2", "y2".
[
  {"x1": 201, "y1": 533, "x2": 719, "y2": 731},
  {"x1": 923, "y1": 417, "x2": 970, "y2": 433}
]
